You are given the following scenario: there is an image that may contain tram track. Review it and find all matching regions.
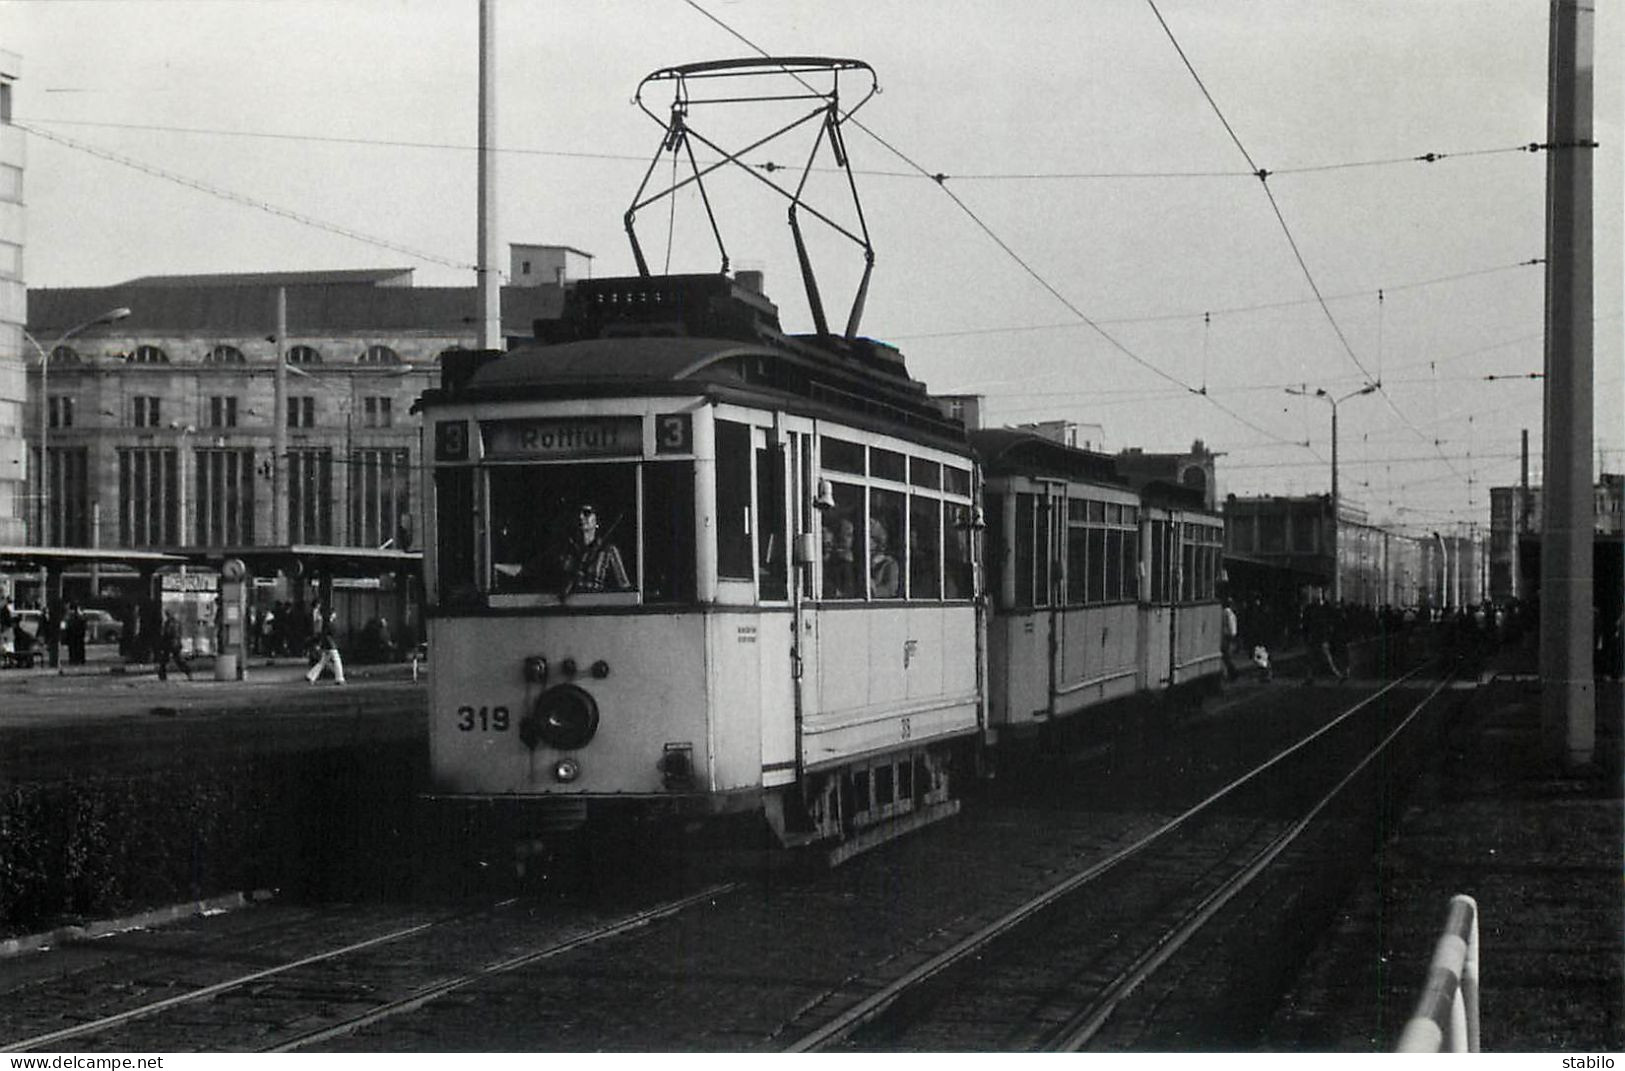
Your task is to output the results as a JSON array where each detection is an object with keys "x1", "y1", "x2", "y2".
[
  {"x1": 0, "y1": 883, "x2": 739, "y2": 1053},
  {"x1": 788, "y1": 663, "x2": 1452, "y2": 1051}
]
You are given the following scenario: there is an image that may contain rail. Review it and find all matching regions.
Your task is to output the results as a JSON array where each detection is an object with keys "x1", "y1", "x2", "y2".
[{"x1": 1395, "y1": 894, "x2": 1481, "y2": 1052}]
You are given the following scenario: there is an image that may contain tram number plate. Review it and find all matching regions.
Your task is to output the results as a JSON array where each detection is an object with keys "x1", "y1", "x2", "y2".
[
  {"x1": 655, "y1": 413, "x2": 693, "y2": 454},
  {"x1": 455, "y1": 705, "x2": 510, "y2": 732}
]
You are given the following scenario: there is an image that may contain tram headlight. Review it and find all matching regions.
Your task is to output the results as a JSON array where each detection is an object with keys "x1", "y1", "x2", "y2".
[
  {"x1": 519, "y1": 684, "x2": 600, "y2": 751},
  {"x1": 553, "y1": 758, "x2": 582, "y2": 783}
]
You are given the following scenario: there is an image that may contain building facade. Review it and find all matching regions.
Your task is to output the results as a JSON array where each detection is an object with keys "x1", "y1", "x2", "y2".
[
  {"x1": 1117, "y1": 440, "x2": 1219, "y2": 511},
  {"x1": 25, "y1": 254, "x2": 570, "y2": 554},
  {"x1": 0, "y1": 50, "x2": 26, "y2": 545},
  {"x1": 1487, "y1": 473, "x2": 1624, "y2": 601},
  {"x1": 1223, "y1": 494, "x2": 1470, "y2": 609}
]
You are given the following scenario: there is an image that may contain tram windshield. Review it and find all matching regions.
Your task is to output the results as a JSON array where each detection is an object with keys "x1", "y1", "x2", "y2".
[{"x1": 488, "y1": 463, "x2": 640, "y2": 596}]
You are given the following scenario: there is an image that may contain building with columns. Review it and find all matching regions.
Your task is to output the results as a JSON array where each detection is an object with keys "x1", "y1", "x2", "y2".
[{"x1": 24, "y1": 252, "x2": 575, "y2": 555}]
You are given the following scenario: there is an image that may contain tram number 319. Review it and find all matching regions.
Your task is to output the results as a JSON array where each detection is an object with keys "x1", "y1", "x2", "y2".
[{"x1": 456, "y1": 705, "x2": 510, "y2": 732}]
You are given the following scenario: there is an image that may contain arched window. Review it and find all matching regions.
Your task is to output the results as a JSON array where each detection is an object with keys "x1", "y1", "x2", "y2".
[
  {"x1": 49, "y1": 345, "x2": 80, "y2": 365},
  {"x1": 130, "y1": 345, "x2": 170, "y2": 364},
  {"x1": 286, "y1": 345, "x2": 322, "y2": 365},
  {"x1": 358, "y1": 344, "x2": 401, "y2": 365},
  {"x1": 205, "y1": 344, "x2": 246, "y2": 364}
]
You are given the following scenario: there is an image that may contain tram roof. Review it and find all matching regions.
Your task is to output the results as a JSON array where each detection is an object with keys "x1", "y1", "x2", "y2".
[
  {"x1": 467, "y1": 336, "x2": 769, "y2": 390},
  {"x1": 429, "y1": 334, "x2": 970, "y2": 451},
  {"x1": 969, "y1": 429, "x2": 1126, "y2": 486}
]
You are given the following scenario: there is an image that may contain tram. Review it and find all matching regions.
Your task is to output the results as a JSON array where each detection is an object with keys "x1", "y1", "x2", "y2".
[
  {"x1": 419, "y1": 273, "x2": 984, "y2": 851},
  {"x1": 977, "y1": 429, "x2": 1224, "y2": 744}
]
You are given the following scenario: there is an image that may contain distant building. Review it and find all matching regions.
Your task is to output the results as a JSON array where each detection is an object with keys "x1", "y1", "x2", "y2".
[
  {"x1": 1118, "y1": 439, "x2": 1218, "y2": 511},
  {"x1": 1223, "y1": 493, "x2": 1466, "y2": 608},
  {"x1": 0, "y1": 50, "x2": 25, "y2": 544},
  {"x1": 25, "y1": 253, "x2": 569, "y2": 553},
  {"x1": 931, "y1": 394, "x2": 984, "y2": 431},
  {"x1": 508, "y1": 244, "x2": 593, "y2": 289},
  {"x1": 1009, "y1": 420, "x2": 1105, "y2": 452},
  {"x1": 1487, "y1": 473, "x2": 1624, "y2": 600}
]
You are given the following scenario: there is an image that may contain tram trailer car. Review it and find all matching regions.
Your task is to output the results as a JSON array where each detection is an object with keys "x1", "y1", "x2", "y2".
[
  {"x1": 419, "y1": 273, "x2": 984, "y2": 853},
  {"x1": 977, "y1": 429, "x2": 1225, "y2": 745}
]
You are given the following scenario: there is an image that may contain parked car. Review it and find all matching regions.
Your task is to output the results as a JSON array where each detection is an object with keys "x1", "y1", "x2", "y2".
[{"x1": 79, "y1": 608, "x2": 123, "y2": 644}]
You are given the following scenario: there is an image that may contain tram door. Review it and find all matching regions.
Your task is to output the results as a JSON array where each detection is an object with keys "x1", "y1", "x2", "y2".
[
  {"x1": 755, "y1": 428, "x2": 795, "y2": 787},
  {"x1": 1041, "y1": 482, "x2": 1066, "y2": 717}
]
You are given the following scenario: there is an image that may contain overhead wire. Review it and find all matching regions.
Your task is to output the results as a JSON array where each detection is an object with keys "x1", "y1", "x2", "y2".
[
  {"x1": 1143, "y1": 0, "x2": 1468, "y2": 487},
  {"x1": 678, "y1": 0, "x2": 1307, "y2": 450},
  {"x1": 17, "y1": 121, "x2": 478, "y2": 273},
  {"x1": 16, "y1": 118, "x2": 1555, "y2": 184}
]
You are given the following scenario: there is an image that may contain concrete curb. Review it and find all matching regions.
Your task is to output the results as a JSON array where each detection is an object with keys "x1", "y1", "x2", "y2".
[{"x1": 0, "y1": 889, "x2": 275, "y2": 959}]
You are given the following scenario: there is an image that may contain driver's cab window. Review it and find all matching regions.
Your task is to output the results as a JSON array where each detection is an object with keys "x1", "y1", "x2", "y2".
[{"x1": 488, "y1": 463, "x2": 638, "y2": 596}]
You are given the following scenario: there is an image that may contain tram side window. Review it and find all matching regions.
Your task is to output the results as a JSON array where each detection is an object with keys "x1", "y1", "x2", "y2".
[
  {"x1": 1066, "y1": 511, "x2": 1088, "y2": 604},
  {"x1": 643, "y1": 462, "x2": 696, "y2": 603},
  {"x1": 488, "y1": 463, "x2": 638, "y2": 595},
  {"x1": 715, "y1": 420, "x2": 754, "y2": 580},
  {"x1": 756, "y1": 445, "x2": 788, "y2": 600},
  {"x1": 870, "y1": 488, "x2": 906, "y2": 599},
  {"x1": 909, "y1": 495, "x2": 941, "y2": 599},
  {"x1": 1149, "y1": 520, "x2": 1169, "y2": 603},
  {"x1": 1013, "y1": 494, "x2": 1037, "y2": 609},
  {"x1": 435, "y1": 468, "x2": 477, "y2": 603},
  {"x1": 1105, "y1": 527, "x2": 1124, "y2": 601},
  {"x1": 1086, "y1": 526, "x2": 1106, "y2": 604},
  {"x1": 1189, "y1": 526, "x2": 1202, "y2": 604},
  {"x1": 1131, "y1": 526, "x2": 1144, "y2": 604},
  {"x1": 821, "y1": 482, "x2": 866, "y2": 599},
  {"x1": 944, "y1": 502, "x2": 973, "y2": 600}
]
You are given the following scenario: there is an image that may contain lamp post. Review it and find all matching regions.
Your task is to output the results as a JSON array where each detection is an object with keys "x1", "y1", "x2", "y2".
[
  {"x1": 1286, "y1": 382, "x2": 1378, "y2": 603},
  {"x1": 21, "y1": 306, "x2": 132, "y2": 546}
]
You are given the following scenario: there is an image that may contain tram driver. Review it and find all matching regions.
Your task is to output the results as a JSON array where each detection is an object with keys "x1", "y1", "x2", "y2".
[{"x1": 559, "y1": 502, "x2": 631, "y2": 596}]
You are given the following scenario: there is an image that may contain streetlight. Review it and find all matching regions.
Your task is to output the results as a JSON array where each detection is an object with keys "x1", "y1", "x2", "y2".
[
  {"x1": 21, "y1": 306, "x2": 133, "y2": 546},
  {"x1": 1286, "y1": 382, "x2": 1378, "y2": 603}
]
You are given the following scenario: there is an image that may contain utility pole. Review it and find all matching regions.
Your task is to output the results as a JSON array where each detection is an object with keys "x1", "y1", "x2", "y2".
[
  {"x1": 273, "y1": 288, "x2": 288, "y2": 545},
  {"x1": 1540, "y1": 0, "x2": 1595, "y2": 769},
  {"x1": 476, "y1": 0, "x2": 502, "y2": 350}
]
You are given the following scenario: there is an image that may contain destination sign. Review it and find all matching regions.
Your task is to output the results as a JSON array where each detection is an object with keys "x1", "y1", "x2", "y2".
[{"x1": 481, "y1": 417, "x2": 642, "y2": 459}]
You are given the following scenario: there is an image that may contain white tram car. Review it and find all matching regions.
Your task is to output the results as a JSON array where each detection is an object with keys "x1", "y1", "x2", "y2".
[
  {"x1": 976, "y1": 429, "x2": 1225, "y2": 743},
  {"x1": 420, "y1": 274, "x2": 983, "y2": 851}
]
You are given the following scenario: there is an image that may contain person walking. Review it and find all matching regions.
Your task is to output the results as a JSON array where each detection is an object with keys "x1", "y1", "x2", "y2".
[
  {"x1": 157, "y1": 610, "x2": 192, "y2": 681},
  {"x1": 305, "y1": 613, "x2": 346, "y2": 685},
  {"x1": 1220, "y1": 598, "x2": 1239, "y2": 681},
  {"x1": 64, "y1": 603, "x2": 87, "y2": 666}
]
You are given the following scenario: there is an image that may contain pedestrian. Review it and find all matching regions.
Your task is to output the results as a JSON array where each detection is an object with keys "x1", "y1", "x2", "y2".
[
  {"x1": 64, "y1": 603, "x2": 87, "y2": 666},
  {"x1": 1302, "y1": 587, "x2": 1346, "y2": 684},
  {"x1": 305, "y1": 613, "x2": 346, "y2": 685},
  {"x1": 0, "y1": 594, "x2": 13, "y2": 653},
  {"x1": 42, "y1": 604, "x2": 60, "y2": 670},
  {"x1": 1220, "y1": 598, "x2": 1239, "y2": 681},
  {"x1": 157, "y1": 609, "x2": 192, "y2": 681}
]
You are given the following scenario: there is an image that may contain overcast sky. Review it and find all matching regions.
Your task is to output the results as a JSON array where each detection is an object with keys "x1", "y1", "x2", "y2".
[{"x1": 6, "y1": 0, "x2": 1620, "y2": 532}]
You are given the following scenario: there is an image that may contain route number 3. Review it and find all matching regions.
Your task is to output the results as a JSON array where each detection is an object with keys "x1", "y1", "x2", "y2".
[
  {"x1": 457, "y1": 705, "x2": 510, "y2": 732},
  {"x1": 655, "y1": 413, "x2": 692, "y2": 454}
]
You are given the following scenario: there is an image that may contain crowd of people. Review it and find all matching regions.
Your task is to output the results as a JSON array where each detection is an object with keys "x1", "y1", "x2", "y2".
[{"x1": 1217, "y1": 585, "x2": 1565, "y2": 685}]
